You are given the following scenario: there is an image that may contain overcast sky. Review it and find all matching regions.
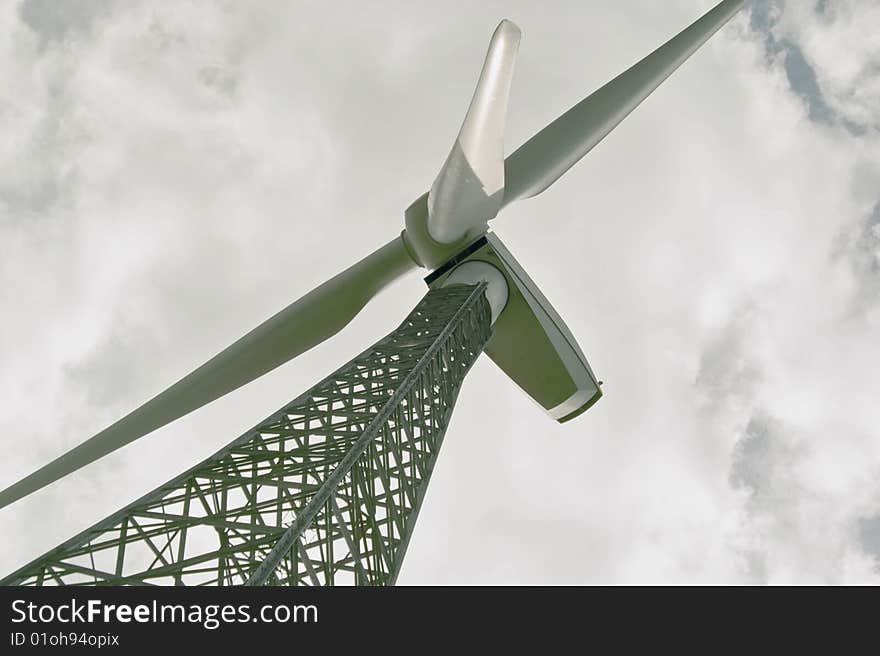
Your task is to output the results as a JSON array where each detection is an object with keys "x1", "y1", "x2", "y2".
[{"x1": 1, "y1": 0, "x2": 878, "y2": 584}]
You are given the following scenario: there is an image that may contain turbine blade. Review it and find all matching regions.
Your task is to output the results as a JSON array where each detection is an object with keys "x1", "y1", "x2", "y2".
[
  {"x1": 483, "y1": 234, "x2": 602, "y2": 422},
  {"x1": 0, "y1": 236, "x2": 417, "y2": 510},
  {"x1": 502, "y1": 0, "x2": 746, "y2": 204},
  {"x1": 427, "y1": 19, "x2": 521, "y2": 244}
]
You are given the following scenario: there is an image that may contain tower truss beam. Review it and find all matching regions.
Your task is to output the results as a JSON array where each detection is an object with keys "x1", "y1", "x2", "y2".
[{"x1": 1, "y1": 284, "x2": 492, "y2": 586}]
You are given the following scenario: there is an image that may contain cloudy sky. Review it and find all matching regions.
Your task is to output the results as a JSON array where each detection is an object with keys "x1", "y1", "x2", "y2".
[{"x1": 1, "y1": 0, "x2": 878, "y2": 584}]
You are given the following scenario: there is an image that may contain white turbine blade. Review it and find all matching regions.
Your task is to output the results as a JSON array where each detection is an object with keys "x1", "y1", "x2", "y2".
[
  {"x1": 427, "y1": 19, "x2": 521, "y2": 244},
  {"x1": 0, "y1": 236, "x2": 417, "y2": 510},
  {"x1": 503, "y1": 0, "x2": 746, "y2": 204}
]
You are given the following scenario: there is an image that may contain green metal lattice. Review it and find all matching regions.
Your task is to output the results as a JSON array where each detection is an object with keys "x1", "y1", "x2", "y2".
[{"x1": 1, "y1": 283, "x2": 491, "y2": 586}]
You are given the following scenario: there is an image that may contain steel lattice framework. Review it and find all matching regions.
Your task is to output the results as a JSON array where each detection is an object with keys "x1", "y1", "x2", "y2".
[{"x1": 1, "y1": 284, "x2": 491, "y2": 587}]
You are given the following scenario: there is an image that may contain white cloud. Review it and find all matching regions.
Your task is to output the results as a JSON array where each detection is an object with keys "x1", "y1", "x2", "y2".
[
  {"x1": 774, "y1": 0, "x2": 880, "y2": 131},
  {"x1": 0, "y1": 0, "x2": 878, "y2": 584}
]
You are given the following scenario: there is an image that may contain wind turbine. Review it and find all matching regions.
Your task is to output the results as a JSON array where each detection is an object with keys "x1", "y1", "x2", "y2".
[{"x1": 1, "y1": 0, "x2": 747, "y2": 585}]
